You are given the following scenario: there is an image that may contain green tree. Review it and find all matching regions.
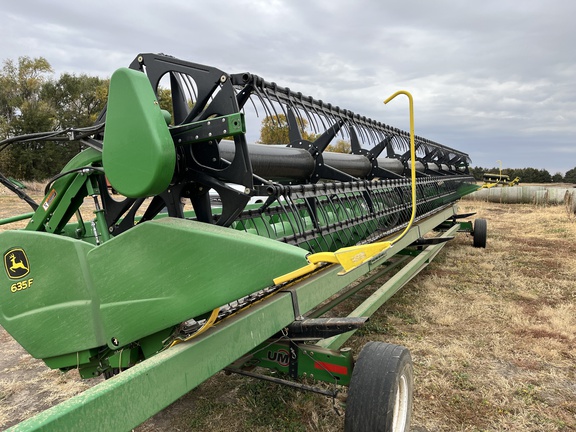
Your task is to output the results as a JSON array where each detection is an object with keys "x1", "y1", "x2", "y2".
[
  {"x1": 0, "y1": 57, "x2": 111, "y2": 180},
  {"x1": 564, "y1": 167, "x2": 576, "y2": 183},
  {"x1": 0, "y1": 56, "x2": 53, "y2": 134},
  {"x1": 469, "y1": 166, "x2": 486, "y2": 181},
  {"x1": 537, "y1": 168, "x2": 551, "y2": 183},
  {"x1": 258, "y1": 114, "x2": 316, "y2": 144},
  {"x1": 0, "y1": 56, "x2": 55, "y2": 179},
  {"x1": 156, "y1": 87, "x2": 174, "y2": 123},
  {"x1": 42, "y1": 73, "x2": 109, "y2": 162},
  {"x1": 552, "y1": 172, "x2": 564, "y2": 183},
  {"x1": 504, "y1": 168, "x2": 552, "y2": 183},
  {"x1": 42, "y1": 73, "x2": 109, "y2": 128}
]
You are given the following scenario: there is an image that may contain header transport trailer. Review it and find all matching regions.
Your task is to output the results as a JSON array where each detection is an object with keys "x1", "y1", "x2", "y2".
[{"x1": 0, "y1": 53, "x2": 485, "y2": 432}]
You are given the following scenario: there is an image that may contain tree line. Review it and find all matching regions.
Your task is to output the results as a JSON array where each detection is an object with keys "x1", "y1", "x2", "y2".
[
  {"x1": 1, "y1": 56, "x2": 574, "y2": 184},
  {"x1": 0, "y1": 57, "x2": 109, "y2": 180}
]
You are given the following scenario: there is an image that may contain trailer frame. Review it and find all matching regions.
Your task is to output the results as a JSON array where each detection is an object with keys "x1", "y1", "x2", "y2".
[{"x1": 9, "y1": 204, "x2": 474, "y2": 431}]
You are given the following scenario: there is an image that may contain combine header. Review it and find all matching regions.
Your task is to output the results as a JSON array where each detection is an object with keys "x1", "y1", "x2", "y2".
[
  {"x1": 0, "y1": 53, "x2": 485, "y2": 431},
  {"x1": 482, "y1": 172, "x2": 521, "y2": 188}
]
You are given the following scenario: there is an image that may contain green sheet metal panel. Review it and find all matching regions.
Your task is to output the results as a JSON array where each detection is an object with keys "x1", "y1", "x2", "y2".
[
  {"x1": 0, "y1": 231, "x2": 102, "y2": 358},
  {"x1": 1, "y1": 215, "x2": 310, "y2": 360},
  {"x1": 88, "y1": 217, "x2": 309, "y2": 348},
  {"x1": 102, "y1": 67, "x2": 176, "y2": 198}
]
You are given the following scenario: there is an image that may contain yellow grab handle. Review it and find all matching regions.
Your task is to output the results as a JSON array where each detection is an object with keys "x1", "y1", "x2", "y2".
[
  {"x1": 273, "y1": 262, "x2": 320, "y2": 285},
  {"x1": 273, "y1": 240, "x2": 394, "y2": 285},
  {"x1": 309, "y1": 241, "x2": 392, "y2": 272},
  {"x1": 384, "y1": 90, "x2": 417, "y2": 246}
]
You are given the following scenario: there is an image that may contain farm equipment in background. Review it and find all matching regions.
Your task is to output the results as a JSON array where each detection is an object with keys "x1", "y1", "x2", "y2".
[
  {"x1": 482, "y1": 172, "x2": 521, "y2": 188},
  {"x1": 0, "y1": 53, "x2": 485, "y2": 432}
]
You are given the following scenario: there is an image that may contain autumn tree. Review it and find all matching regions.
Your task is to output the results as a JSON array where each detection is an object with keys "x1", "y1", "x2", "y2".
[
  {"x1": 258, "y1": 114, "x2": 316, "y2": 144},
  {"x1": 326, "y1": 139, "x2": 351, "y2": 153}
]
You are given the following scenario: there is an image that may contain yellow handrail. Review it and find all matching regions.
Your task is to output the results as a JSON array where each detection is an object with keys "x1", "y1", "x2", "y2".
[{"x1": 384, "y1": 90, "x2": 417, "y2": 246}]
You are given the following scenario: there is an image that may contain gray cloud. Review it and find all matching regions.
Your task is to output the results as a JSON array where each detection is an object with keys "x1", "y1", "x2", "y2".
[{"x1": 3, "y1": 0, "x2": 575, "y2": 173}]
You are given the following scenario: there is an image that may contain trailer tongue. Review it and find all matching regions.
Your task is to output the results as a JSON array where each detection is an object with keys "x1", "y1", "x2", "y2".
[{"x1": 0, "y1": 53, "x2": 483, "y2": 432}]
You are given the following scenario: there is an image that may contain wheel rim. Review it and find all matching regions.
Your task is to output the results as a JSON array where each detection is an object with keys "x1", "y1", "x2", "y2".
[{"x1": 392, "y1": 373, "x2": 410, "y2": 431}]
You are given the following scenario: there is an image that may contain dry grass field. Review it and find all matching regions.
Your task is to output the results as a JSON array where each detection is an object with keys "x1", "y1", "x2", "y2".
[{"x1": 0, "y1": 184, "x2": 575, "y2": 431}]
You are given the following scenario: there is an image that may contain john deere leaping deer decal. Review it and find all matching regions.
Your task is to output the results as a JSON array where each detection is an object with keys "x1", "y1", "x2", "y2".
[{"x1": 4, "y1": 248, "x2": 30, "y2": 279}]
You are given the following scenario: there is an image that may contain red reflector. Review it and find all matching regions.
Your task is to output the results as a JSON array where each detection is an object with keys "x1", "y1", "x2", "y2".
[{"x1": 314, "y1": 361, "x2": 348, "y2": 375}]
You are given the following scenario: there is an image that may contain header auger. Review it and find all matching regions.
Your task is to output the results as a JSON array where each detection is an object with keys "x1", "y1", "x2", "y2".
[{"x1": 0, "y1": 53, "x2": 485, "y2": 431}]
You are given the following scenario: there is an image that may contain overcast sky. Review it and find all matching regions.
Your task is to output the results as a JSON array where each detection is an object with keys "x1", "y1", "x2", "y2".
[{"x1": 4, "y1": 0, "x2": 575, "y2": 173}]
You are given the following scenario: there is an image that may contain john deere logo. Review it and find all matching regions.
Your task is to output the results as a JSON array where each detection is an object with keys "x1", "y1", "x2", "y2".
[{"x1": 4, "y1": 248, "x2": 30, "y2": 279}]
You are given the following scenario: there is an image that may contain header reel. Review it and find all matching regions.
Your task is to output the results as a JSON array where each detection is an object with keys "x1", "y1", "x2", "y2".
[{"x1": 93, "y1": 53, "x2": 474, "y2": 237}]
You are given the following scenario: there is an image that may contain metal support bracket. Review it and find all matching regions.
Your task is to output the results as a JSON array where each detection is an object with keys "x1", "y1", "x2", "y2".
[{"x1": 280, "y1": 286, "x2": 303, "y2": 320}]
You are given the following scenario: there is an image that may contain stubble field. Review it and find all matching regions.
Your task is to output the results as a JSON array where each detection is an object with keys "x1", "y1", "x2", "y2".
[{"x1": 0, "y1": 185, "x2": 575, "y2": 431}]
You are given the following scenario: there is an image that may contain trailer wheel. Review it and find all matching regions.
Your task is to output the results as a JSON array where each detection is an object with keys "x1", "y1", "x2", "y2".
[
  {"x1": 344, "y1": 342, "x2": 413, "y2": 432},
  {"x1": 473, "y1": 218, "x2": 487, "y2": 248},
  {"x1": 104, "y1": 368, "x2": 120, "y2": 379}
]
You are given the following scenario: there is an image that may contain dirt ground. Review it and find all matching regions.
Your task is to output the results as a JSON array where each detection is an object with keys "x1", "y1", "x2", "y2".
[{"x1": 1, "y1": 185, "x2": 575, "y2": 431}]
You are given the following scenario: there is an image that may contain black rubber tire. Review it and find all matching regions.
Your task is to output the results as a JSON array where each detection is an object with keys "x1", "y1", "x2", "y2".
[
  {"x1": 344, "y1": 342, "x2": 413, "y2": 432},
  {"x1": 473, "y1": 218, "x2": 487, "y2": 248},
  {"x1": 103, "y1": 368, "x2": 119, "y2": 379}
]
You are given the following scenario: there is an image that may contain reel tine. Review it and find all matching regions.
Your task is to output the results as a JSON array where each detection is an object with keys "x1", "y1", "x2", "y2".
[
  {"x1": 253, "y1": 84, "x2": 278, "y2": 127},
  {"x1": 169, "y1": 72, "x2": 189, "y2": 124},
  {"x1": 311, "y1": 99, "x2": 330, "y2": 133},
  {"x1": 349, "y1": 126, "x2": 361, "y2": 154},
  {"x1": 305, "y1": 95, "x2": 323, "y2": 134},
  {"x1": 295, "y1": 92, "x2": 317, "y2": 137},
  {"x1": 271, "y1": 82, "x2": 289, "y2": 122},
  {"x1": 232, "y1": 68, "x2": 472, "y2": 162},
  {"x1": 246, "y1": 91, "x2": 261, "y2": 119},
  {"x1": 183, "y1": 74, "x2": 198, "y2": 107}
]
